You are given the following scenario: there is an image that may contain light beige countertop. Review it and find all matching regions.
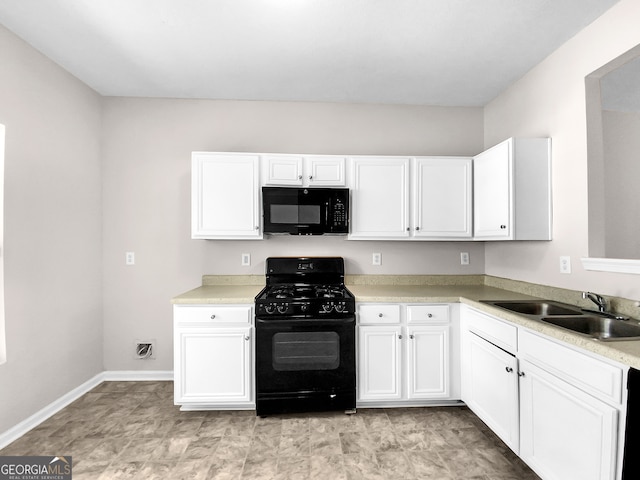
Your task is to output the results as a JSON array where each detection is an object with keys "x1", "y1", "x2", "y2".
[
  {"x1": 172, "y1": 275, "x2": 640, "y2": 370},
  {"x1": 172, "y1": 284, "x2": 264, "y2": 304}
]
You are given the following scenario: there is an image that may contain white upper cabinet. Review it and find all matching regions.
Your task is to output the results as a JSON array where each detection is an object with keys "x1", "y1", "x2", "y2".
[
  {"x1": 349, "y1": 156, "x2": 472, "y2": 240},
  {"x1": 414, "y1": 157, "x2": 472, "y2": 238},
  {"x1": 263, "y1": 155, "x2": 346, "y2": 186},
  {"x1": 191, "y1": 153, "x2": 262, "y2": 239},
  {"x1": 349, "y1": 157, "x2": 411, "y2": 239},
  {"x1": 473, "y1": 138, "x2": 551, "y2": 240}
]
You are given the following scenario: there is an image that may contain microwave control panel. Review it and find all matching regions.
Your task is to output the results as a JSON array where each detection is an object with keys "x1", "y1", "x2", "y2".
[{"x1": 331, "y1": 198, "x2": 348, "y2": 227}]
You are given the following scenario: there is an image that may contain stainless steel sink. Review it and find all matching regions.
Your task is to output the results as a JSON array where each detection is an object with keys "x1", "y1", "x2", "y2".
[
  {"x1": 541, "y1": 316, "x2": 640, "y2": 341},
  {"x1": 483, "y1": 300, "x2": 583, "y2": 316},
  {"x1": 481, "y1": 299, "x2": 640, "y2": 341}
]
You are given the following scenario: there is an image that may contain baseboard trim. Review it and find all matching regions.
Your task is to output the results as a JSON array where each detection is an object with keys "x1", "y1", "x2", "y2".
[
  {"x1": 102, "y1": 370, "x2": 174, "y2": 381},
  {"x1": 0, "y1": 370, "x2": 174, "y2": 450}
]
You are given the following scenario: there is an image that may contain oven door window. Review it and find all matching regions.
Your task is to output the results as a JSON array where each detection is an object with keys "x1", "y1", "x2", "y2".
[{"x1": 272, "y1": 331, "x2": 339, "y2": 371}]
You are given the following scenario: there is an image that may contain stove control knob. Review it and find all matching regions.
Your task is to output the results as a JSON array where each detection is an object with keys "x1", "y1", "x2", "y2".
[
  {"x1": 301, "y1": 304, "x2": 309, "y2": 312},
  {"x1": 334, "y1": 303, "x2": 345, "y2": 313},
  {"x1": 322, "y1": 303, "x2": 333, "y2": 313},
  {"x1": 277, "y1": 304, "x2": 289, "y2": 314},
  {"x1": 265, "y1": 304, "x2": 276, "y2": 314}
]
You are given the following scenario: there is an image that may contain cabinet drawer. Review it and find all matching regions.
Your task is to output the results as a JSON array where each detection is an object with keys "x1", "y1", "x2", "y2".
[
  {"x1": 407, "y1": 305, "x2": 449, "y2": 323},
  {"x1": 519, "y1": 330, "x2": 623, "y2": 404},
  {"x1": 358, "y1": 304, "x2": 401, "y2": 324},
  {"x1": 174, "y1": 305, "x2": 253, "y2": 325},
  {"x1": 466, "y1": 308, "x2": 517, "y2": 354}
]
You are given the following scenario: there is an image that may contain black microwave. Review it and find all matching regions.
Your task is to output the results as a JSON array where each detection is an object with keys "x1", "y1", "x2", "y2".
[{"x1": 262, "y1": 187, "x2": 349, "y2": 235}]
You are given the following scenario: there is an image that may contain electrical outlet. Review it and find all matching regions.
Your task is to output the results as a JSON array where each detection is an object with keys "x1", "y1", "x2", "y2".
[
  {"x1": 560, "y1": 256, "x2": 572, "y2": 274},
  {"x1": 241, "y1": 253, "x2": 251, "y2": 266},
  {"x1": 372, "y1": 253, "x2": 382, "y2": 265},
  {"x1": 134, "y1": 340, "x2": 155, "y2": 359},
  {"x1": 125, "y1": 252, "x2": 135, "y2": 265},
  {"x1": 460, "y1": 252, "x2": 470, "y2": 265}
]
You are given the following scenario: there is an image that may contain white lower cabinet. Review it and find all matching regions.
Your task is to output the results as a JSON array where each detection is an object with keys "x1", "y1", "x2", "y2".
[
  {"x1": 358, "y1": 325, "x2": 403, "y2": 401},
  {"x1": 461, "y1": 305, "x2": 626, "y2": 480},
  {"x1": 464, "y1": 330, "x2": 519, "y2": 453},
  {"x1": 357, "y1": 303, "x2": 454, "y2": 405},
  {"x1": 174, "y1": 304, "x2": 254, "y2": 409},
  {"x1": 407, "y1": 325, "x2": 450, "y2": 399},
  {"x1": 519, "y1": 359, "x2": 618, "y2": 480}
]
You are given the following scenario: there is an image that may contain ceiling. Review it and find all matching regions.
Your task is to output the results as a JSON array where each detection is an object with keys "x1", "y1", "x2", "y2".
[{"x1": 0, "y1": 0, "x2": 620, "y2": 106}]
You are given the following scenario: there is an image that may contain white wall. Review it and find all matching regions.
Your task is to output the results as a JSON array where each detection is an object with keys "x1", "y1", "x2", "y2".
[
  {"x1": 101, "y1": 98, "x2": 484, "y2": 370},
  {"x1": 0, "y1": 25, "x2": 103, "y2": 433},
  {"x1": 603, "y1": 110, "x2": 640, "y2": 259},
  {"x1": 483, "y1": 0, "x2": 640, "y2": 301}
]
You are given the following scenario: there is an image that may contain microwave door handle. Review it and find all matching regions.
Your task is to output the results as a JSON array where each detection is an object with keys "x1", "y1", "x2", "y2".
[{"x1": 325, "y1": 201, "x2": 330, "y2": 226}]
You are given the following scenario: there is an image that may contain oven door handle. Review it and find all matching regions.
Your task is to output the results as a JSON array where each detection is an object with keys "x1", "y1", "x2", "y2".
[{"x1": 256, "y1": 317, "x2": 355, "y2": 326}]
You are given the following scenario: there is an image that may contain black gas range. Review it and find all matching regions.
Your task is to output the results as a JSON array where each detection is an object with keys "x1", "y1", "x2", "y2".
[
  {"x1": 254, "y1": 257, "x2": 356, "y2": 416},
  {"x1": 255, "y1": 258, "x2": 355, "y2": 318}
]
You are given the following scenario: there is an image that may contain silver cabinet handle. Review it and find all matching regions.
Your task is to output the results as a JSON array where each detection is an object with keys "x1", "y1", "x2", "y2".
[
  {"x1": 244, "y1": 335, "x2": 250, "y2": 341},
  {"x1": 210, "y1": 314, "x2": 216, "y2": 319},
  {"x1": 409, "y1": 334, "x2": 414, "y2": 339},
  {"x1": 415, "y1": 226, "x2": 420, "y2": 231},
  {"x1": 378, "y1": 313, "x2": 383, "y2": 317},
  {"x1": 427, "y1": 313, "x2": 433, "y2": 318},
  {"x1": 309, "y1": 175, "x2": 313, "y2": 180},
  {"x1": 500, "y1": 225, "x2": 507, "y2": 229},
  {"x1": 505, "y1": 367, "x2": 513, "y2": 373},
  {"x1": 398, "y1": 334, "x2": 403, "y2": 340},
  {"x1": 518, "y1": 371, "x2": 525, "y2": 377},
  {"x1": 406, "y1": 227, "x2": 410, "y2": 232},
  {"x1": 298, "y1": 175, "x2": 303, "y2": 179}
]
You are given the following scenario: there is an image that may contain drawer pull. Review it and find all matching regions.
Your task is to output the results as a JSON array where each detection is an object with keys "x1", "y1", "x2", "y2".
[
  {"x1": 427, "y1": 313, "x2": 433, "y2": 318},
  {"x1": 210, "y1": 314, "x2": 216, "y2": 319},
  {"x1": 378, "y1": 313, "x2": 383, "y2": 317},
  {"x1": 505, "y1": 367, "x2": 513, "y2": 373}
]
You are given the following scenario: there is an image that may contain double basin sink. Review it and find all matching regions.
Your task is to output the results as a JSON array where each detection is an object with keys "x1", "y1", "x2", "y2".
[{"x1": 482, "y1": 300, "x2": 640, "y2": 341}]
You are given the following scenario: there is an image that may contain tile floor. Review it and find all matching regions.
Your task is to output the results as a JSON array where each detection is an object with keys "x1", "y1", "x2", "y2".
[{"x1": 0, "y1": 381, "x2": 540, "y2": 479}]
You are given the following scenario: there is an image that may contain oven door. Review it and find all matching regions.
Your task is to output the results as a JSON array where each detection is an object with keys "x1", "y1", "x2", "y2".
[{"x1": 255, "y1": 316, "x2": 356, "y2": 415}]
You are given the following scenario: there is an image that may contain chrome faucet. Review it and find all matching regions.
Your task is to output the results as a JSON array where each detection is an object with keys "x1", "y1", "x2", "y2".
[{"x1": 583, "y1": 291, "x2": 607, "y2": 312}]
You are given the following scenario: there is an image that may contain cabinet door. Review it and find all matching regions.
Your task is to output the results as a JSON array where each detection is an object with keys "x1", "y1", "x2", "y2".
[
  {"x1": 264, "y1": 155, "x2": 304, "y2": 185},
  {"x1": 407, "y1": 326, "x2": 450, "y2": 399},
  {"x1": 414, "y1": 157, "x2": 472, "y2": 238},
  {"x1": 473, "y1": 139, "x2": 512, "y2": 239},
  {"x1": 175, "y1": 327, "x2": 253, "y2": 405},
  {"x1": 307, "y1": 156, "x2": 346, "y2": 186},
  {"x1": 358, "y1": 325, "x2": 402, "y2": 401},
  {"x1": 519, "y1": 359, "x2": 618, "y2": 480},
  {"x1": 462, "y1": 331, "x2": 519, "y2": 453},
  {"x1": 349, "y1": 157, "x2": 410, "y2": 238},
  {"x1": 191, "y1": 153, "x2": 261, "y2": 239}
]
